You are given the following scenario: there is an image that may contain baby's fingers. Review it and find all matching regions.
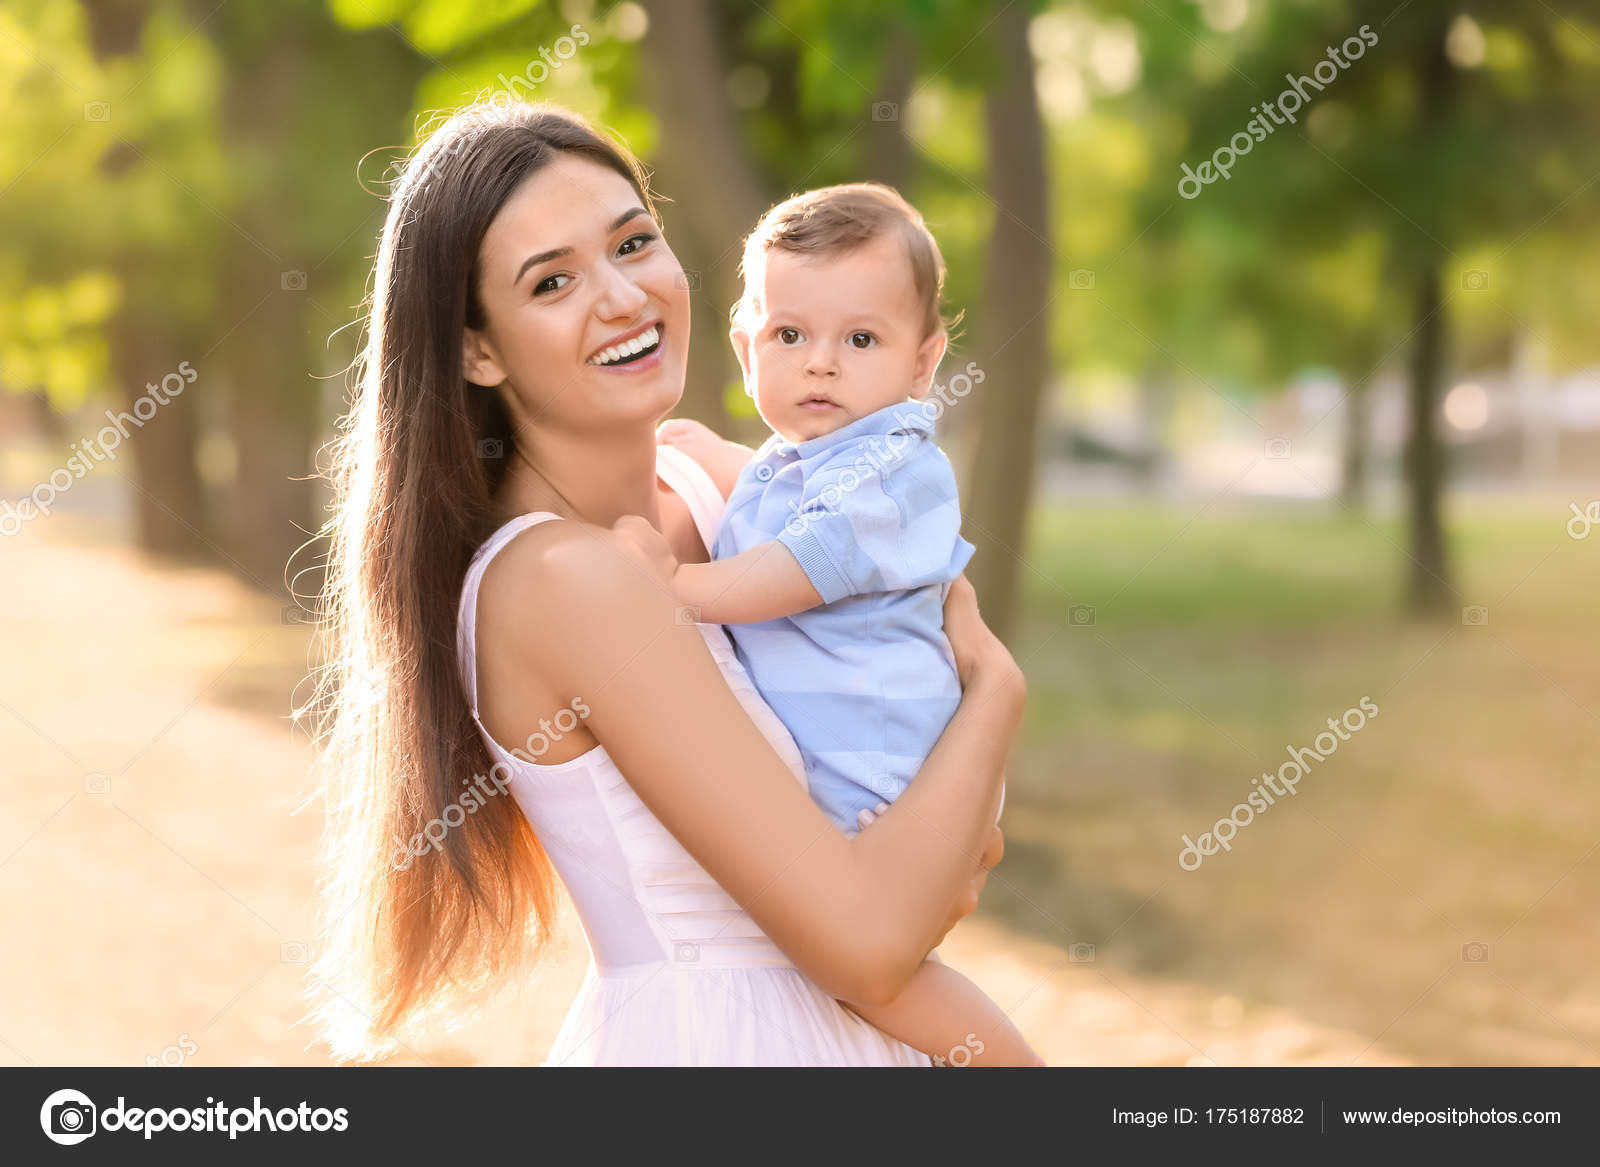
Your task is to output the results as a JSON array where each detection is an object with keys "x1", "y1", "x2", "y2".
[{"x1": 855, "y1": 801, "x2": 892, "y2": 829}]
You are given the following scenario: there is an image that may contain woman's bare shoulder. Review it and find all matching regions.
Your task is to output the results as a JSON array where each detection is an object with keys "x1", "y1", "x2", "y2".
[{"x1": 478, "y1": 520, "x2": 670, "y2": 647}]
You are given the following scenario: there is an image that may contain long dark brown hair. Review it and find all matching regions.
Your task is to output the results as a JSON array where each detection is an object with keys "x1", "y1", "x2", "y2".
[{"x1": 302, "y1": 100, "x2": 657, "y2": 1061}]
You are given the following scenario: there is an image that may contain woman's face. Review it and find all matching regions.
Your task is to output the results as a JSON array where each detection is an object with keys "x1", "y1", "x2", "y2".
[{"x1": 464, "y1": 153, "x2": 689, "y2": 434}]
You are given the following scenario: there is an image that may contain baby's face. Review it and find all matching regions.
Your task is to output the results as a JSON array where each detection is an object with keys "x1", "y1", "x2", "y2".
[{"x1": 733, "y1": 233, "x2": 945, "y2": 443}]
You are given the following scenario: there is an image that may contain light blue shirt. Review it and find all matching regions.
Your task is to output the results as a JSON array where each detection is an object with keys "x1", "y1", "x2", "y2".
[{"x1": 714, "y1": 400, "x2": 976, "y2": 833}]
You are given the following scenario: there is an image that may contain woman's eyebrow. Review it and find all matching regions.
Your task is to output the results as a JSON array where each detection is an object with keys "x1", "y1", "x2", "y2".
[{"x1": 513, "y1": 207, "x2": 651, "y2": 286}]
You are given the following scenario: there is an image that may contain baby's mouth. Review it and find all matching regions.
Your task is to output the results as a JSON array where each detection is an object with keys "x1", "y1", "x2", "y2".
[{"x1": 798, "y1": 393, "x2": 840, "y2": 411}]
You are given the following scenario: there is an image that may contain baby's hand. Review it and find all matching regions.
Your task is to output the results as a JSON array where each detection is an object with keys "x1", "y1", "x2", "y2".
[
  {"x1": 612, "y1": 514, "x2": 680, "y2": 585},
  {"x1": 656, "y1": 417, "x2": 721, "y2": 454}
]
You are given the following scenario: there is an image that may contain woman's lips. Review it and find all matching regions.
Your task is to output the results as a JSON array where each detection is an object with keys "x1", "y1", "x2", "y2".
[{"x1": 589, "y1": 323, "x2": 666, "y2": 374}]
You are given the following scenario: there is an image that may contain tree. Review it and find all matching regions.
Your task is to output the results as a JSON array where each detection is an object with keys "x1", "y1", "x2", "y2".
[{"x1": 962, "y1": 0, "x2": 1053, "y2": 643}]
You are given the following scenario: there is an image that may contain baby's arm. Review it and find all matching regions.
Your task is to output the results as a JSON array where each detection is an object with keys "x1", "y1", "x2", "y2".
[
  {"x1": 673, "y1": 543, "x2": 821, "y2": 625},
  {"x1": 612, "y1": 517, "x2": 821, "y2": 625},
  {"x1": 846, "y1": 957, "x2": 1044, "y2": 1066}
]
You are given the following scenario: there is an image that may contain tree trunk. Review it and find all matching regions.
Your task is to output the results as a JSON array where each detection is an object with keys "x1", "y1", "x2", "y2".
[
  {"x1": 1339, "y1": 375, "x2": 1370, "y2": 513},
  {"x1": 864, "y1": 20, "x2": 916, "y2": 194},
  {"x1": 213, "y1": 19, "x2": 316, "y2": 591},
  {"x1": 962, "y1": 3, "x2": 1053, "y2": 645},
  {"x1": 110, "y1": 313, "x2": 210, "y2": 559},
  {"x1": 1136, "y1": 359, "x2": 1174, "y2": 493},
  {"x1": 1403, "y1": 260, "x2": 1452, "y2": 613},
  {"x1": 82, "y1": 0, "x2": 211, "y2": 557},
  {"x1": 1401, "y1": 15, "x2": 1458, "y2": 613},
  {"x1": 638, "y1": 0, "x2": 769, "y2": 434}
]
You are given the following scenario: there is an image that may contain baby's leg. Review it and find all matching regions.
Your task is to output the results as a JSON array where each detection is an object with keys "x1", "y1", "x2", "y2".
[{"x1": 845, "y1": 958, "x2": 1043, "y2": 1066}]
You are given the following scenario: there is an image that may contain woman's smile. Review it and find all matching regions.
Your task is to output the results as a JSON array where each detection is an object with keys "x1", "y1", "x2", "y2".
[{"x1": 587, "y1": 320, "x2": 666, "y2": 372}]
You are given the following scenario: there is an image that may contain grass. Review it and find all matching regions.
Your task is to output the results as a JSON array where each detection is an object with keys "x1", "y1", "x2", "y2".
[{"x1": 995, "y1": 497, "x2": 1600, "y2": 1064}]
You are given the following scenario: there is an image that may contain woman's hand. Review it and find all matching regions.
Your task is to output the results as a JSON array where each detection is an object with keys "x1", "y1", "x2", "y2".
[
  {"x1": 943, "y1": 574, "x2": 1026, "y2": 703},
  {"x1": 858, "y1": 801, "x2": 1004, "y2": 945}
]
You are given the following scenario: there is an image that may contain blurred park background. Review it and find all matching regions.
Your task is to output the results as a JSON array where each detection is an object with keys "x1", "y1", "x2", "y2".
[{"x1": 2, "y1": 0, "x2": 1598, "y2": 1066}]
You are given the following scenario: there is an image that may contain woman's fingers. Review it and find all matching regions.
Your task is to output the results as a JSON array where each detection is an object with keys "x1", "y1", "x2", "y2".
[{"x1": 980, "y1": 825, "x2": 1004, "y2": 872}]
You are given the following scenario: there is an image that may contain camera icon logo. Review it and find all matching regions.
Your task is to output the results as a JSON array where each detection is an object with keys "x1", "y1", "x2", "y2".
[
  {"x1": 675, "y1": 605, "x2": 701, "y2": 626},
  {"x1": 83, "y1": 102, "x2": 111, "y2": 122},
  {"x1": 673, "y1": 942, "x2": 700, "y2": 963},
  {"x1": 477, "y1": 438, "x2": 505, "y2": 459},
  {"x1": 281, "y1": 941, "x2": 312, "y2": 964},
  {"x1": 1069, "y1": 942, "x2": 1096, "y2": 963},
  {"x1": 871, "y1": 101, "x2": 900, "y2": 122},
  {"x1": 1461, "y1": 605, "x2": 1489, "y2": 627},
  {"x1": 675, "y1": 270, "x2": 701, "y2": 290},
  {"x1": 1461, "y1": 270, "x2": 1489, "y2": 291},
  {"x1": 281, "y1": 604, "x2": 314, "y2": 626},
  {"x1": 83, "y1": 772, "x2": 111, "y2": 795},
  {"x1": 1068, "y1": 269, "x2": 1096, "y2": 290},
  {"x1": 40, "y1": 1088, "x2": 97, "y2": 1145},
  {"x1": 280, "y1": 270, "x2": 307, "y2": 292},
  {"x1": 1068, "y1": 604, "x2": 1096, "y2": 627},
  {"x1": 1265, "y1": 437, "x2": 1292, "y2": 459},
  {"x1": 1462, "y1": 941, "x2": 1489, "y2": 962}
]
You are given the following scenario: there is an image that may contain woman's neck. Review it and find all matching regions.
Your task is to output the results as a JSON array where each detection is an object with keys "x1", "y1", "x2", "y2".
[{"x1": 496, "y1": 422, "x2": 662, "y2": 531}]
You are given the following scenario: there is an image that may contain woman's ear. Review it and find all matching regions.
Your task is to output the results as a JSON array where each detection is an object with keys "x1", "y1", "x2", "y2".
[
  {"x1": 462, "y1": 327, "x2": 508, "y2": 387},
  {"x1": 729, "y1": 326, "x2": 755, "y2": 397},
  {"x1": 908, "y1": 329, "x2": 949, "y2": 400}
]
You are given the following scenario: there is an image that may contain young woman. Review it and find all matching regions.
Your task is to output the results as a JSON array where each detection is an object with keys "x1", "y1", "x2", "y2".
[{"x1": 304, "y1": 100, "x2": 1023, "y2": 1066}]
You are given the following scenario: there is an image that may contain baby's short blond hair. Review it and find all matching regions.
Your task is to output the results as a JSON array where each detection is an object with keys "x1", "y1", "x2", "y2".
[{"x1": 733, "y1": 183, "x2": 947, "y2": 338}]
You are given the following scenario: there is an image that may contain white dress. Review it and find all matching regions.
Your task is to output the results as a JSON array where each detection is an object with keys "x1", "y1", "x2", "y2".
[{"x1": 455, "y1": 444, "x2": 930, "y2": 1066}]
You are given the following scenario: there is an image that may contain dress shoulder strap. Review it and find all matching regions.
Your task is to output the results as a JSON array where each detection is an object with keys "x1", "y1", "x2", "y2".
[
  {"x1": 655, "y1": 442, "x2": 728, "y2": 554},
  {"x1": 456, "y1": 511, "x2": 563, "y2": 718}
]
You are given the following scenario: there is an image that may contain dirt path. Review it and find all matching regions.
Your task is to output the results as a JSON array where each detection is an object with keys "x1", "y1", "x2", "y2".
[{"x1": 0, "y1": 518, "x2": 1408, "y2": 1066}]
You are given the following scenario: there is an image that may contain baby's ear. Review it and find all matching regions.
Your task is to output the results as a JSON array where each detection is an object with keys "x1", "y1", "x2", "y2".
[
  {"x1": 728, "y1": 326, "x2": 755, "y2": 396},
  {"x1": 908, "y1": 329, "x2": 948, "y2": 400}
]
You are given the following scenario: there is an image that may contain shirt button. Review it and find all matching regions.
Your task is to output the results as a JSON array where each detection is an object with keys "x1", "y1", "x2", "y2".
[{"x1": 755, "y1": 464, "x2": 774, "y2": 482}]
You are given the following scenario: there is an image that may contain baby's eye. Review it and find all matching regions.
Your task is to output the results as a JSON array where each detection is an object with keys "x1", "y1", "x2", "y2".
[
  {"x1": 617, "y1": 232, "x2": 656, "y2": 257},
  {"x1": 534, "y1": 272, "x2": 572, "y2": 296},
  {"x1": 848, "y1": 331, "x2": 876, "y2": 349},
  {"x1": 777, "y1": 327, "x2": 803, "y2": 345}
]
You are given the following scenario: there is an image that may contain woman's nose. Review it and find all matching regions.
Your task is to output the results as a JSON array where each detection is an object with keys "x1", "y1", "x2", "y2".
[{"x1": 595, "y1": 261, "x2": 648, "y2": 319}]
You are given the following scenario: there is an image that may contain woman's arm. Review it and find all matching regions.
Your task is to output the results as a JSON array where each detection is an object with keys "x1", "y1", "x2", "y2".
[{"x1": 481, "y1": 524, "x2": 1022, "y2": 1007}]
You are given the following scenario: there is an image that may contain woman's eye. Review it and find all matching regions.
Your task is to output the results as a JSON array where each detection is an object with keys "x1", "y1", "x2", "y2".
[
  {"x1": 849, "y1": 331, "x2": 876, "y2": 349},
  {"x1": 617, "y1": 232, "x2": 656, "y2": 257},
  {"x1": 534, "y1": 272, "x2": 571, "y2": 296},
  {"x1": 777, "y1": 327, "x2": 802, "y2": 345}
]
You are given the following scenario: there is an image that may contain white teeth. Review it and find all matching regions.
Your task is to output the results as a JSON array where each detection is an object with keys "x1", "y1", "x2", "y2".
[{"x1": 591, "y1": 326, "x2": 661, "y2": 365}]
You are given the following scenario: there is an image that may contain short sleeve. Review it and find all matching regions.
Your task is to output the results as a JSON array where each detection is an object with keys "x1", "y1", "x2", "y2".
[{"x1": 776, "y1": 435, "x2": 975, "y2": 604}]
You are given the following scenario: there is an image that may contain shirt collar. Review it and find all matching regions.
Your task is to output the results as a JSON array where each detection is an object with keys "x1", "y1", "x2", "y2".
[{"x1": 785, "y1": 399, "x2": 938, "y2": 459}]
